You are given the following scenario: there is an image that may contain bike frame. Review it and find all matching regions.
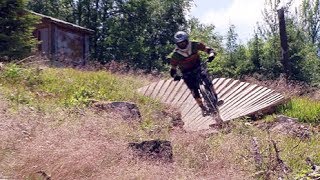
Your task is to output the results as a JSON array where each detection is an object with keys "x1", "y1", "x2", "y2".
[{"x1": 197, "y1": 61, "x2": 219, "y2": 114}]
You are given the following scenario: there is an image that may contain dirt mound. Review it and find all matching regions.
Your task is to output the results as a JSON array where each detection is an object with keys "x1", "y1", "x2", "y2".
[
  {"x1": 92, "y1": 101, "x2": 141, "y2": 120},
  {"x1": 152, "y1": 106, "x2": 184, "y2": 129},
  {"x1": 129, "y1": 140, "x2": 173, "y2": 163}
]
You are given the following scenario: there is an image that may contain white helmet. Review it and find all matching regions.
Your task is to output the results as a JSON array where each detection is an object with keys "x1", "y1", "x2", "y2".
[{"x1": 174, "y1": 31, "x2": 188, "y2": 43}]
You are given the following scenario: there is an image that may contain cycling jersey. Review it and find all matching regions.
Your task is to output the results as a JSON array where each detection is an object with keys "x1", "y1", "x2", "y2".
[{"x1": 168, "y1": 41, "x2": 213, "y2": 73}]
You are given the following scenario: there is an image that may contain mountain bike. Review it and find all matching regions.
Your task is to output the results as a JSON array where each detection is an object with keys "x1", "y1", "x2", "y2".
[
  {"x1": 197, "y1": 60, "x2": 224, "y2": 127},
  {"x1": 178, "y1": 59, "x2": 224, "y2": 126}
]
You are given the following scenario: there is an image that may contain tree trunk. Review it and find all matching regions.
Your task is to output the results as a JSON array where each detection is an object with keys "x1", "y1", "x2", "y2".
[{"x1": 277, "y1": 8, "x2": 290, "y2": 78}]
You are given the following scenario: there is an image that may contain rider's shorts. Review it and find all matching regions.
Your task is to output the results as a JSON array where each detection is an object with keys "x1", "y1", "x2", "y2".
[{"x1": 182, "y1": 67, "x2": 212, "y2": 99}]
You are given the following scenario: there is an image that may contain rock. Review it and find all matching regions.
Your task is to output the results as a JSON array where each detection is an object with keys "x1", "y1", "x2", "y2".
[
  {"x1": 129, "y1": 140, "x2": 173, "y2": 163},
  {"x1": 92, "y1": 101, "x2": 141, "y2": 120},
  {"x1": 275, "y1": 115, "x2": 299, "y2": 123},
  {"x1": 268, "y1": 115, "x2": 312, "y2": 139}
]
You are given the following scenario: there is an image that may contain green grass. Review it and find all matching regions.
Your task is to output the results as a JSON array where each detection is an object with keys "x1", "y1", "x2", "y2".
[
  {"x1": 0, "y1": 63, "x2": 170, "y2": 137},
  {"x1": 277, "y1": 97, "x2": 320, "y2": 124},
  {"x1": 0, "y1": 64, "x2": 150, "y2": 107},
  {"x1": 0, "y1": 63, "x2": 166, "y2": 132}
]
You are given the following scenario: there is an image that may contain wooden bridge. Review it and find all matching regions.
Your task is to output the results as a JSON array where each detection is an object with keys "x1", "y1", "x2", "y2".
[{"x1": 138, "y1": 78, "x2": 286, "y2": 131}]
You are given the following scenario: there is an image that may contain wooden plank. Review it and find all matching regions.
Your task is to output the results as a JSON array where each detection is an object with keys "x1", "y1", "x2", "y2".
[
  {"x1": 212, "y1": 78, "x2": 220, "y2": 86},
  {"x1": 184, "y1": 108, "x2": 202, "y2": 127},
  {"x1": 217, "y1": 80, "x2": 240, "y2": 101},
  {"x1": 223, "y1": 88, "x2": 273, "y2": 120},
  {"x1": 180, "y1": 97, "x2": 197, "y2": 115},
  {"x1": 171, "y1": 84, "x2": 188, "y2": 105},
  {"x1": 175, "y1": 89, "x2": 192, "y2": 109},
  {"x1": 137, "y1": 85, "x2": 149, "y2": 95},
  {"x1": 219, "y1": 82, "x2": 250, "y2": 103},
  {"x1": 157, "y1": 80, "x2": 172, "y2": 102},
  {"x1": 244, "y1": 96, "x2": 286, "y2": 117},
  {"x1": 182, "y1": 102, "x2": 199, "y2": 119},
  {"x1": 150, "y1": 80, "x2": 166, "y2": 98},
  {"x1": 160, "y1": 80, "x2": 177, "y2": 102},
  {"x1": 166, "y1": 80, "x2": 184, "y2": 103},
  {"x1": 219, "y1": 82, "x2": 251, "y2": 113},
  {"x1": 216, "y1": 78, "x2": 233, "y2": 94},
  {"x1": 185, "y1": 113, "x2": 209, "y2": 130},
  {"x1": 212, "y1": 78, "x2": 226, "y2": 91},
  {"x1": 194, "y1": 116, "x2": 214, "y2": 131},
  {"x1": 220, "y1": 85, "x2": 262, "y2": 117},
  {"x1": 237, "y1": 94, "x2": 284, "y2": 118},
  {"x1": 220, "y1": 85, "x2": 257, "y2": 115},
  {"x1": 144, "y1": 81, "x2": 158, "y2": 96}
]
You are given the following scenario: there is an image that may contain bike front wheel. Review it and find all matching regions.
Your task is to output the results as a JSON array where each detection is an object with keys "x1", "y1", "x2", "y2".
[{"x1": 199, "y1": 85, "x2": 218, "y2": 113}]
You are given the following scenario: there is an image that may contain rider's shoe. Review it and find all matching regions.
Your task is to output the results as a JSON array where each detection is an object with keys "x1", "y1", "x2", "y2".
[
  {"x1": 217, "y1": 100, "x2": 224, "y2": 106},
  {"x1": 200, "y1": 105, "x2": 210, "y2": 116},
  {"x1": 213, "y1": 93, "x2": 224, "y2": 106}
]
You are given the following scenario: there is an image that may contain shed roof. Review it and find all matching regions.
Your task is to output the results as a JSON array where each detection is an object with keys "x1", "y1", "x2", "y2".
[{"x1": 30, "y1": 11, "x2": 94, "y2": 34}]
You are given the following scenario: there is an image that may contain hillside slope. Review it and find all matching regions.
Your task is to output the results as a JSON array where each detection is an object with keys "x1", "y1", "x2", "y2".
[{"x1": 0, "y1": 64, "x2": 319, "y2": 179}]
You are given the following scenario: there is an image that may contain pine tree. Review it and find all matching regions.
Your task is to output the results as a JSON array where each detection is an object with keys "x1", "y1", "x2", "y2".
[{"x1": 0, "y1": 0, "x2": 39, "y2": 59}]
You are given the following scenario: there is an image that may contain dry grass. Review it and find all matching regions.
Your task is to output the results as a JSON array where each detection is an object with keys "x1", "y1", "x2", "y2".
[
  {"x1": 1, "y1": 95, "x2": 319, "y2": 179},
  {"x1": 242, "y1": 75, "x2": 310, "y2": 98},
  {"x1": 0, "y1": 96, "x2": 253, "y2": 179}
]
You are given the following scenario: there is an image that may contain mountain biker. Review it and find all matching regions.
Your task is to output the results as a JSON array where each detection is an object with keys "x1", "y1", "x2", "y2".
[{"x1": 167, "y1": 31, "x2": 222, "y2": 116}]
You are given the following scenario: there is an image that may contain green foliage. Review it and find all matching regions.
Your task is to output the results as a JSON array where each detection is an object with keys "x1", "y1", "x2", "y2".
[
  {"x1": 247, "y1": 33, "x2": 264, "y2": 72},
  {"x1": 1, "y1": 63, "x2": 43, "y2": 87},
  {"x1": 64, "y1": 86, "x2": 95, "y2": 107},
  {"x1": 0, "y1": 0, "x2": 39, "y2": 59},
  {"x1": 188, "y1": 17, "x2": 222, "y2": 50},
  {"x1": 27, "y1": 0, "x2": 76, "y2": 23},
  {"x1": 277, "y1": 97, "x2": 320, "y2": 124},
  {"x1": 255, "y1": 0, "x2": 320, "y2": 83},
  {"x1": 300, "y1": 0, "x2": 320, "y2": 46},
  {"x1": 208, "y1": 25, "x2": 254, "y2": 78},
  {"x1": 260, "y1": 36, "x2": 282, "y2": 78},
  {"x1": 8, "y1": 88, "x2": 34, "y2": 105},
  {"x1": 27, "y1": 0, "x2": 191, "y2": 71},
  {"x1": 300, "y1": 45, "x2": 320, "y2": 85}
]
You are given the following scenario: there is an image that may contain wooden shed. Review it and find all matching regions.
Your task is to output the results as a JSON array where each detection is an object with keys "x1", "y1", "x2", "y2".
[{"x1": 31, "y1": 11, "x2": 94, "y2": 65}]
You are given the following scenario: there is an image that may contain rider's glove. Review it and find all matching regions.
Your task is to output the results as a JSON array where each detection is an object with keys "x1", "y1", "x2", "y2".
[
  {"x1": 208, "y1": 52, "x2": 215, "y2": 62},
  {"x1": 170, "y1": 68, "x2": 177, "y2": 78},
  {"x1": 173, "y1": 75, "x2": 182, "y2": 81},
  {"x1": 170, "y1": 68, "x2": 181, "y2": 81}
]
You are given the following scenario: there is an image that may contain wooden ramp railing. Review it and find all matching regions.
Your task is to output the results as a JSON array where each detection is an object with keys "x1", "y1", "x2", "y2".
[{"x1": 138, "y1": 78, "x2": 286, "y2": 131}]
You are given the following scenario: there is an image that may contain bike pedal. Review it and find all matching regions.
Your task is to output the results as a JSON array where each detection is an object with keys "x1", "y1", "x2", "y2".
[
  {"x1": 202, "y1": 111, "x2": 210, "y2": 117},
  {"x1": 201, "y1": 109, "x2": 211, "y2": 117}
]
